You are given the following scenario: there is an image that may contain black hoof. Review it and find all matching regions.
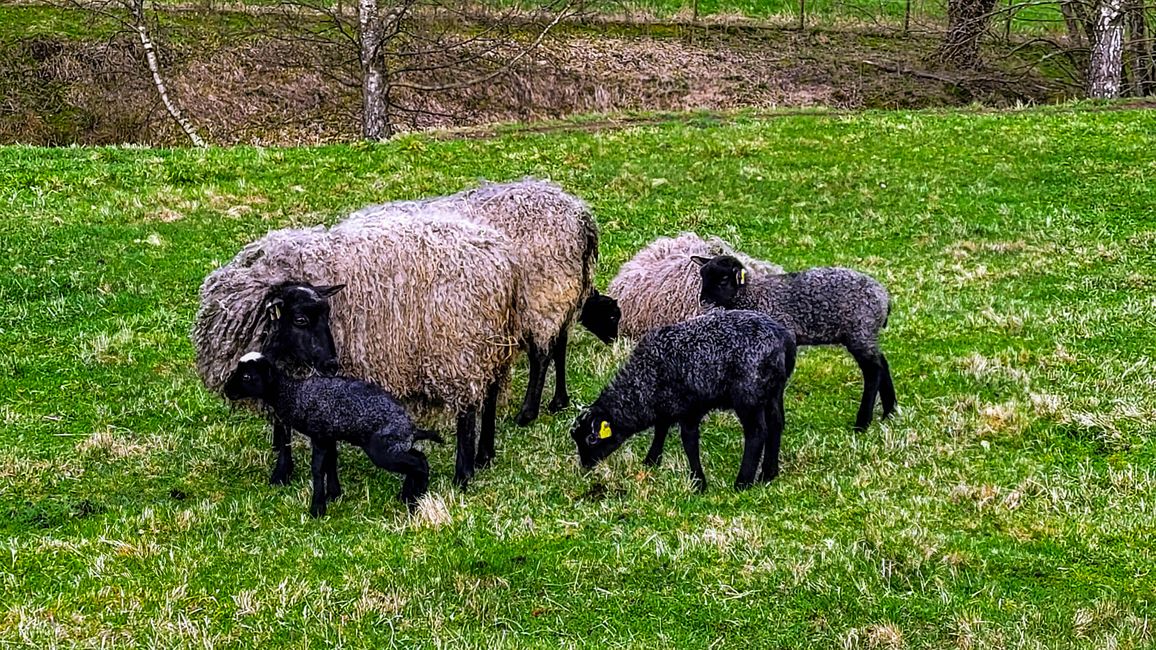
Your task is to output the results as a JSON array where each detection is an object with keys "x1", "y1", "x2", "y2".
[
  {"x1": 309, "y1": 503, "x2": 326, "y2": 518},
  {"x1": 515, "y1": 409, "x2": 538, "y2": 426},
  {"x1": 734, "y1": 480, "x2": 754, "y2": 491},
  {"x1": 547, "y1": 397, "x2": 569, "y2": 413},
  {"x1": 693, "y1": 479, "x2": 708, "y2": 494},
  {"x1": 758, "y1": 470, "x2": 779, "y2": 483},
  {"x1": 474, "y1": 452, "x2": 494, "y2": 469},
  {"x1": 642, "y1": 455, "x2": 662, "y2": 468},
  {"x1": 326, "y1": 487, "x2": 343, "y2": 502},
  {"x1": 269, "y1": 470, "x2": 292, "y2": 486}
]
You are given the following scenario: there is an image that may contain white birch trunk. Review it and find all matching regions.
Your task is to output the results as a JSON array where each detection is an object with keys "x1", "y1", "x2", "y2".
[
  {"x1": 1088, "y1": 0, "x2": 1125, "y2": 98},
  {"x1": 358, "y1": 0, "x2": 391, "y2": 140},
  {"x1": 128, "y1": 0, "x2": 205, "y2": 146}
]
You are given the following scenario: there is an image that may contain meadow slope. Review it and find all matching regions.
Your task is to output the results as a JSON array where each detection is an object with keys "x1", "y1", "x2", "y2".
[{"x1": 1, "y1": 108, "x2": 1155, "y2": 648}]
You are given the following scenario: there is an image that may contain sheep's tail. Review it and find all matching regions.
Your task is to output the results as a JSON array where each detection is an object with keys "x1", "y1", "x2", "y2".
[
  {"x1": 414, "y1": 427, "x2": 445, "y2": 444},
  {"x1": 579, "y1": 211, "x2": 600, "y2": 303}
]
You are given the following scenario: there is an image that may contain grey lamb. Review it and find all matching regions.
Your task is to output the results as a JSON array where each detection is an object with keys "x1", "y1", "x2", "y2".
[
  {"x1": 571, "y1": 310, "x2": 797, "y2": 492},
  {"x1": 224, "y1": 352, "x2": 444, "y2": 517},
  {"x1": 694, "y1": 254, "x2": 895, "y2": 432},
  {"x1": 347, "y1": 178, "x2": 599, "y2": 426}
]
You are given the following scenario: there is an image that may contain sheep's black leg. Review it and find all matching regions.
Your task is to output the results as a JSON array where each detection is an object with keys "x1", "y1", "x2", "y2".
[
  {"x1": 516, "y1": 339, "x2": 549, "y2": 426},
  {"x1": 759, "y1": 386, "x2": 786, "y2": 483},
  {"x1": 454, "y1": 409, "x2": 477, "y2": 490},
  {"x1": 547, "y1": 329, "x2": 570, "y2": 413},
  {"x1": 734, "y1": 407, "x2": 767, "y2": 490},
  {"x1": 309, "y1": 442, "x2": 329, "y2": 518},
  {"x1": 365, "y1": 441, "x2": 431, "y2": 512},
  {"x1": 678, "y1": 416, "x2": 708, "y2": 493},
  {"x1": 851, "y1": 349, "x2": 883, "y2": 433},
  {"x1": 878, "y1": 354, "x2": 897, "y2": 419},
  {"x1": 475, "y1": 381, "x2": 501, "y2": 469},
  {"x1": 643, "y1": 420, "x2": 671, "y2": 467},
  {"x1": 324, "y1": 440, "x2": 342, "y2": 502},
  {"x1": 269, "y1": 419, "x2": 294, "y2": 486}
]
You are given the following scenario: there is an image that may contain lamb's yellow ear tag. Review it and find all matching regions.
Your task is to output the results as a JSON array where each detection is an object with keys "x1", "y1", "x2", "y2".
[
  {"x1": 272, "y1": 305, "x2": 281, "y2": 321},
  {"x1": 598, "y1": 421, "x2": 612, "y2": 439},
  {"x1": 739, "y1": 269, "x2": 747, "y2": 285}
]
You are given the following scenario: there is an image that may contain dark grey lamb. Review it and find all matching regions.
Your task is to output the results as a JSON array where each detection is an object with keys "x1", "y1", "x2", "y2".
[
  {"x1": 694, "y1": 254, "x2": 895, "y2": 432},
  {"x1": 571, "y1": 310, "x2": 797, "y2": 492},
  {"x1": 224, "y1": 352, "x2": 443, "y2": 517}
]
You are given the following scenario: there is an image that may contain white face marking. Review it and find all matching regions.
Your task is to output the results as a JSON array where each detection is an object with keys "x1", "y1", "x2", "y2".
[
  {"x1": 239, "y1": 351, "x2": 264, "y2": 363},
  {"x1": 292, "y1": 286, "x2": 319, "y2": 300}
]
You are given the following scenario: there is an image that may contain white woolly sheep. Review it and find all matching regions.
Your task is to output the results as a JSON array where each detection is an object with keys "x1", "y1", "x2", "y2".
[
  {"x1": 193, "y1": 215, "x2": 520, "y2": 490},
  {"x1": 346, "y1": 178, "x2": 599, "y2": 426},
  {"x1": 590, "y1": 232, "x2": 783, "y2": 341}
]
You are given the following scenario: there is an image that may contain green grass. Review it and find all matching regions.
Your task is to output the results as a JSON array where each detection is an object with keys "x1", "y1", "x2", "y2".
[{"x1": 3, "y1": 106, "x2": 1156, "y2": 648}]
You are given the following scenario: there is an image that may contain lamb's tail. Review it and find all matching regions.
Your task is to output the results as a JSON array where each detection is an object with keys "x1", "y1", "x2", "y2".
[{"x1": 414, "y1": 427, "x2": 445, "y2": 444}]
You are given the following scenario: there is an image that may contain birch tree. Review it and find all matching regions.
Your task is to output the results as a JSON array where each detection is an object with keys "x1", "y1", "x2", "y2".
[
  {"x1": 1088, "y1": 0, "x2": 1125, "y2": 97},
  {"x1": 69, "y1": 0, "x2": 206, "y2": 145}
]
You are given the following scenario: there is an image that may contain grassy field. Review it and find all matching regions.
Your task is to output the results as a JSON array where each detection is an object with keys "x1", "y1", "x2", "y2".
[{"x1": 2, "y1": 106, "x2": 1156, "y2": 648}]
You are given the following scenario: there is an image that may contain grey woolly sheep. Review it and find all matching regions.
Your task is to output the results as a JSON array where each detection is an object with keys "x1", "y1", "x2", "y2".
[
  {"x1": 597, "y1": 232, "x2": 783, "y2": 341},
  {"x1": 347, "y1": 178, "x2": 599, "y2": 426},
  {"x1": 224, "y1": 352, "x2": 444, "y2": 517},
  {"x1": 695, "y1": 254, "x2": 895, "y2": 432},
  {"x1": 192, "y1": 215, "x2": 520, "y2": 490},
  {"x1": 571, "y1": 310, "x2": 797, "y2": 492}
]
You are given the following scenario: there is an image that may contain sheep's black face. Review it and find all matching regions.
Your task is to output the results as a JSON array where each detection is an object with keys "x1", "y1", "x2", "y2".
[
  {"x1": 578, "y1": 290, "x2": 621, "y2": 344},
  {"x1": 571, "y1": 409, "x2": 625, "y2": 469},
  {"x1": 695, "y1": 255, "x2": 746, "y2": 308},
  {"x1": 262, "y1": 283, "x2": 344, "y2": 375},
  {"x1": 224, "y1": 356, "x2": 272, "y2": 401}
]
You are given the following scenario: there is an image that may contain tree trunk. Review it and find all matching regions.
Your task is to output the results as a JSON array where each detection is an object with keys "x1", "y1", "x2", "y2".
[
  {"x1": 1060, "y1": 0, "x2": 1092, "y2": 44},
  {"x1": 127, "y1": 0, "x2": 205, "y2": 146},
  {"x1": 1088, "y1": 0, "x2": 1126, "y2": 97},
  {"x1": 937, "y1": 0, "x2": 999, "y2": 69},
  {"x1": 358, "y1": 0, "x2": 391, "y2": 140},
  {"x1": 1126, "y1": 0, "x2": 1155, "y2": 95}
]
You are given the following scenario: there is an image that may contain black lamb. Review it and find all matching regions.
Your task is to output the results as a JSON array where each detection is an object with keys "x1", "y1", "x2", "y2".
[
  {"x1": 224, "y1": 352, "x2": 442, "y2": 517},
  {"x1": 571, "y1": 309, "x2": 797, "y2": 492}
]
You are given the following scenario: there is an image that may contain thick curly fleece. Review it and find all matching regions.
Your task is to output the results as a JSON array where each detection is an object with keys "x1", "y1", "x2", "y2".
[
  {"x1": 192, "y1": 215, "x2": 520, "y2": 417},
  {"x1": 606, "y1": 232, "x2": 784, "y2": 340},
  {"x1": 346, "y1": 178, "x2": 599, "y2": 349}
]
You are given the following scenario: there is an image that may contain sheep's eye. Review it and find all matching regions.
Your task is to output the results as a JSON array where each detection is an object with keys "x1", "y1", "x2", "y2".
[
  {"x1": 293, "y1": 316, "x2": 309, "y2": 327},
  {"x1": 243, "y1": 373, "x2": 253, "y2": 382}
]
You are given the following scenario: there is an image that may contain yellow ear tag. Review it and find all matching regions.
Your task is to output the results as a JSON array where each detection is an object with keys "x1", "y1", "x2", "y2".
[
  {"x1": 598, "y1": 421, "x2": 612, "y2": 439},
  {"x1": 271, "y1": 305, "x2": 281, "y2": 321},
  {"x1": 739, "y1": 269, "x2": 746, "y2": 285}
]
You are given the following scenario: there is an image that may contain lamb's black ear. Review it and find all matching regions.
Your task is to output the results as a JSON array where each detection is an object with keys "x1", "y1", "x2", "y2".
[
  {"x1": 265, "y1": 297, "x2": 284, "y2": 321},
  {"x1": 317, "y1": 284, "x2": 345, "y2": 298},
  {"x1": 690, "y1": 255, "x2": 712, "y2": 267}
]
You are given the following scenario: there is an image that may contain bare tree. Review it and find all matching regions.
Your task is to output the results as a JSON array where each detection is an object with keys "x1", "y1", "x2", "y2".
[
  {"x1": 937, "y1": 0, "x2": 999, "y2": 68},
  {"x1": 1088, "y1": 0, "x2": 1125, "y2": 97},
  {"x1": 1126, "y1": 0, "x2": 1154, "y2": 94},
  {"x1": 67, "y1": 0, "x2": 206, "y2": 145},
  {"x1": 281, "y1": 0, "x2": 582, "y2": 140}
]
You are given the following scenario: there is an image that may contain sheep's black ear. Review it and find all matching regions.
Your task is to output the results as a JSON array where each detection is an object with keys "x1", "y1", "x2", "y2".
[
  {"x1": 690, "y1": 255, "x2": 712, "y2": 267},
  {"x1": 265, "y1": 297, "x2": 284, "y2": 321},
  {"x1": 317, "y1": 284, "x2": 345, "y2": 298}
]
